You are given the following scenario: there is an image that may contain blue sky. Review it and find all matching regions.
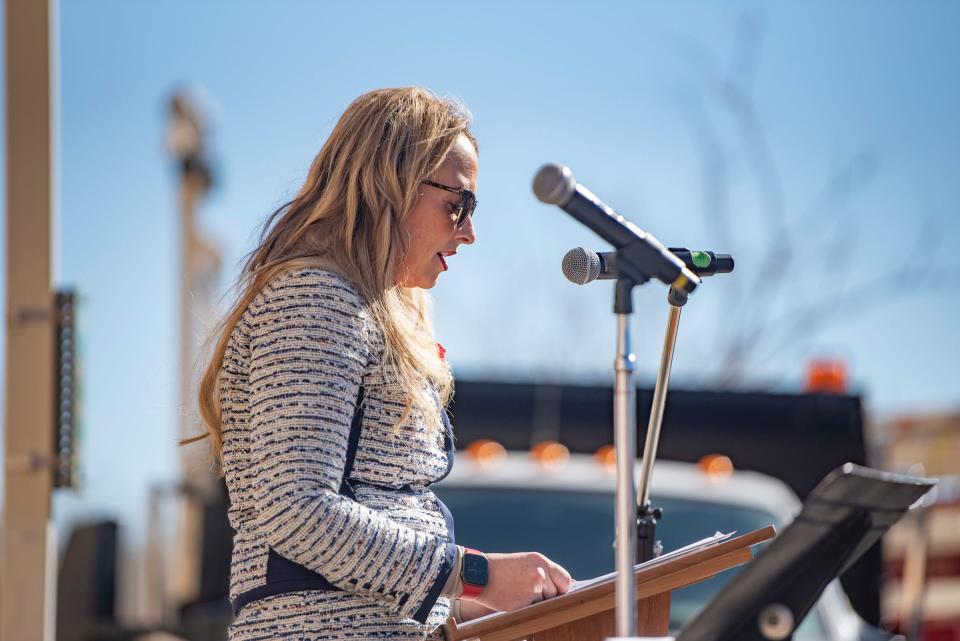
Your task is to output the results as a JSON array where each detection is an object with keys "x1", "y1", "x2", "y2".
[{"x1": 2, "y1": 0, "x2": 958, "y2": 538}]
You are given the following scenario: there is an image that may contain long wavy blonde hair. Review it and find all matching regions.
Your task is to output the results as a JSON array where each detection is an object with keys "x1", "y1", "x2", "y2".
[{"x1": 185, "y1": 87, "x2": 477, "y2": 466}]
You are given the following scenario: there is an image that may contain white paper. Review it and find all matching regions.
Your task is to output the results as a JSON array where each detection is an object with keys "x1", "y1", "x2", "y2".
[
  {"x1": 567, "y1": 531, "x2": 735, "y2": 593},
  {"x1": 455, "y1": 531, "x2": 735, "y2": 627}
]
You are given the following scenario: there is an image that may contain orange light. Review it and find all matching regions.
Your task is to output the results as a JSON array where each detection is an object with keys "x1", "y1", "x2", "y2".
[
  {"x1": 465, "y1": 439, "x2": 506, "y2": 469},
  {"x1": 698, "y1": 454, "x2": 734, "y2": 481},
  {"x1": 805, "y1": 359, "x2": 848, "y2": 394},
  {"x1": 530, "y1": 441, "x2": 570, "y2": 470},
  {"x1": 594, "y1": 444, "x2": 617, "y2": 471}
]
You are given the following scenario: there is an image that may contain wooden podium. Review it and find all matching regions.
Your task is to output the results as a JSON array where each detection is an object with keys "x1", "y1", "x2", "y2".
[{"x1": 442, "y1": 526, "x2": 775, "y2": 641}]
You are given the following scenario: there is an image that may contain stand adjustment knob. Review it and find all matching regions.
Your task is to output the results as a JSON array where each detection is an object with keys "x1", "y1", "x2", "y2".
[{"x1": 757, "y1": 603, "x2": 794, "y2": 640}]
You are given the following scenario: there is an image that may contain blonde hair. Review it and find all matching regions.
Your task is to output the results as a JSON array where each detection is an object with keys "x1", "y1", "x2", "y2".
[{"x1": 185, "y1": 87, "x2": 477, "y2": 466}]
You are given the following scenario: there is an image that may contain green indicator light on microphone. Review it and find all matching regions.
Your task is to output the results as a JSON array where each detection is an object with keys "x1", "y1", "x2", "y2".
[{"x1": 692, "y1": 251, "x2": 712, "y2": 269}]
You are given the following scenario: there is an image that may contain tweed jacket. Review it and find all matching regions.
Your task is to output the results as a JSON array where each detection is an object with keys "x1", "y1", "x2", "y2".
[{"x1": 219, "y1": 268, "x2": 457, "y2": 640}]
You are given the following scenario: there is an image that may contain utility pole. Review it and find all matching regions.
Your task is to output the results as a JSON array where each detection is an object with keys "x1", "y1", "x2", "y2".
[
  {"x1": 2, "y1": 0, "x2": 57, "y2": 639},
  {"x1": 162, "y1": 89, "x2": 221, "y2": 620}
]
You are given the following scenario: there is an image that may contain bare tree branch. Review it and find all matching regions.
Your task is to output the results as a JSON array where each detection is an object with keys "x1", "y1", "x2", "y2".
[{"x1": 671, "y1": 14, "x2": 956, "y2": 390}]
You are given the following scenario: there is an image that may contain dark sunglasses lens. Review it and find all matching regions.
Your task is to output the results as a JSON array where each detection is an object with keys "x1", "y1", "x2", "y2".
[{"x1": 457, "y1": 193, "x2": 476, "y2": 228}]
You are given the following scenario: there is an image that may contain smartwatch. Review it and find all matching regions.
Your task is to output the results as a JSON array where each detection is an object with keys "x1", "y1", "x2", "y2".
[{"x1": 459, "y1": 547, "x2": 489, "y2": 599}]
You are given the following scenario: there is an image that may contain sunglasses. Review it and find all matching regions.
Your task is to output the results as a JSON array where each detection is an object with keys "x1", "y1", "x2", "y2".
[{"x1": 421, "y1": 179, "x2": 477, "y2": 229}]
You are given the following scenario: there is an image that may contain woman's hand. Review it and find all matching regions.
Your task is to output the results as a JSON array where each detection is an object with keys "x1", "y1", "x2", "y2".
[
  {"x1": 474, "y1": 552, "x2": 572, "y2": 612},
  {"x1": 458, "y1": 599, "x2": 497, "y2": 622}
]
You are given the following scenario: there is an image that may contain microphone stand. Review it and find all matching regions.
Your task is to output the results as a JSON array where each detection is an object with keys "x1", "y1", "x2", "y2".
[
  {"x1": 612, "y1": 280, "x2": 686, "y2": 640},
  {"x1": 636, "y1": 286, "x2": 688, "y2": 564},
  {"x1": 612, "y1": 274, "x2": 644, "y2": 637}
]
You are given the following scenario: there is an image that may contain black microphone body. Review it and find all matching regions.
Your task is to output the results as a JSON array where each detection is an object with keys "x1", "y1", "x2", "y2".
[
  {"x1": 533, "y1": 164, "x2": 700, "y2": 293},
  {"x1": 668, "y1": 248, "x2": 734, "y2": 277},
  {"x1": 561, "y1": 247, "x2": 734, "y2": 285}
]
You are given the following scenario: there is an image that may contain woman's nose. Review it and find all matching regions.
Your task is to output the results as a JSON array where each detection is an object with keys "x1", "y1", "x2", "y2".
[{"x1": 456, "y1": 214, "x2": 477, "y2": 245}]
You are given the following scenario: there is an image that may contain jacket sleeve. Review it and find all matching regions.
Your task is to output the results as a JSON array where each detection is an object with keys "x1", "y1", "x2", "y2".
[{"x1": 246, "y1": 270, "x2": 456, "y2": 622}]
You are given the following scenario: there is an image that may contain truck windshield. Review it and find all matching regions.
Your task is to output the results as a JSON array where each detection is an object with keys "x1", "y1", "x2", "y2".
[{"x1": 434, "y1": 486, "x2": 827, "y2": 638}]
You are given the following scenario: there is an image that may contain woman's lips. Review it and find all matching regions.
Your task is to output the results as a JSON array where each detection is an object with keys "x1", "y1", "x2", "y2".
[{"x1": 437, "y1": 253, "x2": 448, "y2": 271}]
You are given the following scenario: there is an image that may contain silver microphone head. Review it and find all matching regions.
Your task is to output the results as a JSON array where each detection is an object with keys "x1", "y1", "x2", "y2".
[
  {"x1": 562, "y1": 247, "x2": 601, "y2": 285},
  {"x1": 533, "y1": 164, "x2": 576, "y2": 205}
]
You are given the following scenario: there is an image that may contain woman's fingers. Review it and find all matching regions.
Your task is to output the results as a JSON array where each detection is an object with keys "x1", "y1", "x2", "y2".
[
  {"x1": 537, "y1": 566, "x2": 558, "y2": 600},
  {"x1": 547, "y1": 560, "x2": 573, "y2": 594},
  {"x1": 480, "y1": 552, "x2": 574, "y2": 611}
]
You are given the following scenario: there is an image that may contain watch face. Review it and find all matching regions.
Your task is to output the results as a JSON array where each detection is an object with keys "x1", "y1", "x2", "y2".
[{"x1": 462, "y1": 553, "x2": 489, "y2": 587}]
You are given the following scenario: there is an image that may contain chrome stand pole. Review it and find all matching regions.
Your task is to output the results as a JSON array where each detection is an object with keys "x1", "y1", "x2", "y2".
[{"x1": 613, "y1": 280, "x2": 639, "y2": 637}]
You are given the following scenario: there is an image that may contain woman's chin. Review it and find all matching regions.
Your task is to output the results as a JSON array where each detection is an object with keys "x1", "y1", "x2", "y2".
[{"x1": 397, "y1": 272, "x2": 440, "y2": 290}]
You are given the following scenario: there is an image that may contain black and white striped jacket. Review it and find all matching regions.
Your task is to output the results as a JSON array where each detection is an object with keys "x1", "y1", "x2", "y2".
[{"x1": 218, "y1": 268, "x2": 457, "y2": 635}]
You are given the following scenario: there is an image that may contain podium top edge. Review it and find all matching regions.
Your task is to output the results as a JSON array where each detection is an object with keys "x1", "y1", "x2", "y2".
[{"x1": 446, "y1": 526, "x2": 776, "y2": 639}]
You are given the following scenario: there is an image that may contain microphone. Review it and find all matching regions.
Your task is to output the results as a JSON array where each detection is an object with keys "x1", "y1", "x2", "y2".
[
  {"x1": 668, "y1": 248, "x2": 735, "y2": 276},
  {"x1": 562, "y1": 247, "x2": 734, "y2": 285},
  {"x1": 533, "y1": 164, "x2": 700, "y2": 293}
]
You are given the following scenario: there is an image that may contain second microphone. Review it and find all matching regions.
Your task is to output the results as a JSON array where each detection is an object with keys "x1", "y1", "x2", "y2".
[{"x1": 563, "y1": 247, "x2": 734, "y2": 285}]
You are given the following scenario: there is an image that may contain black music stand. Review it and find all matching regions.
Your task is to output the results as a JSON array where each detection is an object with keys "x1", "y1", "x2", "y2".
[{"x1": 677, "y1": 463, "x2": 935, "y2": 641}]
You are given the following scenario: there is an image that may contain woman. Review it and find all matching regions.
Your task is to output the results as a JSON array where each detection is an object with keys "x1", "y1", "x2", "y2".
[{"x1": 189, "y1": 87, "x2": 571, "y2": 640}]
